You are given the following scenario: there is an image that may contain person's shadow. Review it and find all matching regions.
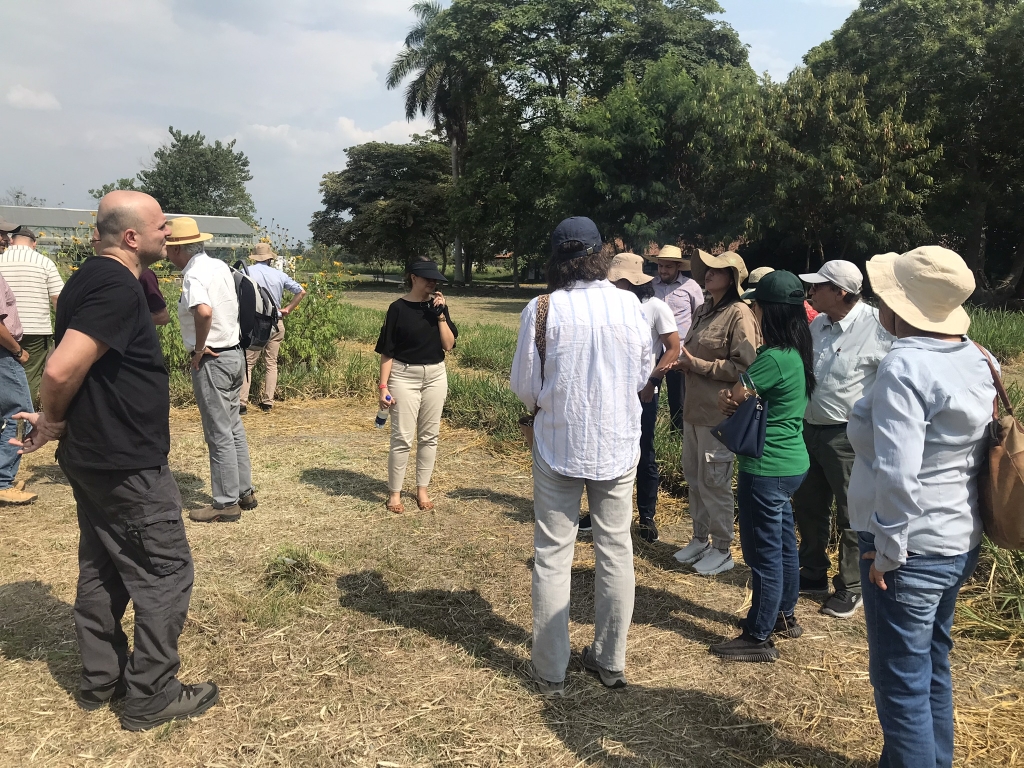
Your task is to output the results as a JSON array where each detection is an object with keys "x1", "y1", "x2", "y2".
[
  {"x1": 0, "y1": 580, "x2": 79, "y2": 698},
  {"x1": 336, "y1": 570, "x2": 872, "y2": 767},
  {"x1": 447, "y1": 487, "x2": 533, "y2": 523},
  {"x1": 299, "y1": 467, "x2": 390, "y2": 505}
]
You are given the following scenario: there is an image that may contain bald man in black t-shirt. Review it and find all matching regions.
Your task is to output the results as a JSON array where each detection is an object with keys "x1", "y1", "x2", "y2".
[{"x1": 11, "y1": 191, "x2": 219, "y2": 731}]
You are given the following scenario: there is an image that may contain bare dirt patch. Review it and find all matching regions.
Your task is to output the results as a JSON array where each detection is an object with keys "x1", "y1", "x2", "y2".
[{"x1": 1, "y1": 399, "x2": 1021, "y2": 767}]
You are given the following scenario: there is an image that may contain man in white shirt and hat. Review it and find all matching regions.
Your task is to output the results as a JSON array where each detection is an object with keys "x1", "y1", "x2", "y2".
[
  {"x1": 794, "y1": 260, "x2": 894, "y2": 618},
  {"x1": 648, "y1": 244, "x2": 704, "y2": 432},
  {"x1": 239, "y1": 242, "x2": 306, "y2": 414},
  {"x1": 165, "y1": 217, "x2": 256, "y2": 523}
]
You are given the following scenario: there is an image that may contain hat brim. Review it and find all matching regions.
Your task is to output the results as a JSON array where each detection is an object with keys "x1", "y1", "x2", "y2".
[
  {"x1": 0, "y1": 220, "x2": 18, "y2": 233},
  {"x1": 798, "y1": 272, "x2": 831, "y2": 284},
  {"x1": 250, "y1": 254, "x2": 275, "y2": 262},
  {"x1": 643, "y1": 253, "x2": 692, "y2": 270},
  {"x1": 411, "y1": 270, "x2": 447, "y2": 283},
  {"x1": 167, "y1": 232, "x2": 214, "y2": 245},
  {"x1": 698, "y1": 250, "x2": 749, "y2": 288},
  {"x1": 607, "y1": 268, "x2": 654, "y2": 286},
  {"x1": 865, "y1": 254, "x2": 971, "y2": 335},
  {"x1": 740, "y1": 288, "x2": 756, "y2": 301}
]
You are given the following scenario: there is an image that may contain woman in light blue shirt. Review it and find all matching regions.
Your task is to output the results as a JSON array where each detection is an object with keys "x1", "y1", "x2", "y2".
[{"x1": 850, "y1": 246, "x2": 997, "y2": 768}]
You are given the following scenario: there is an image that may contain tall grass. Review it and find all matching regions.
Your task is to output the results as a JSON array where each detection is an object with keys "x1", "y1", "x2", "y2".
[{"x1": 968, "y1": 307, "x2": 1024, "y2": 363}]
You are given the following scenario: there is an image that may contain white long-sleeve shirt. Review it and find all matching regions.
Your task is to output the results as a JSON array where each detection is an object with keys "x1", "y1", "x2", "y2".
[
  {"x1": 510, "y1": 280, "x2": 651, "y2": 481},
  {"x1": 847, "y1": 337, "x2": 996, "y2": 572}
]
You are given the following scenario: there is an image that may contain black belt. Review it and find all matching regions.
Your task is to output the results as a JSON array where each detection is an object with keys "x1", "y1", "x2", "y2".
[{"x1": 209, "y1": 344, "x2": 241, "y2": 353}]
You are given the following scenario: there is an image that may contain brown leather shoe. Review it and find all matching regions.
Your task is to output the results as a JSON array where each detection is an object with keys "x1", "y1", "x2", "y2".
[
  {"x1": 188, "y1": 504, "x2": 241, "y2": 523},
  {"x1": 239, "y1": 490, "x2": 258, "y2": 510},
  {"x1": 0, "y1": 486, "x2": 37, "y2": 504}
]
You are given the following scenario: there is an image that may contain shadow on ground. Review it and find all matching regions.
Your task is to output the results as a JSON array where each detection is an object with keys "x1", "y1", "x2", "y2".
[
  {"x1": 299, "y1": 467, "x2": 389, "y2": 504},
  {"x1": 172, "y1": 471, "x2": 214, "y2": 508},
  {"x1": 0, "y1": 580, "x2": 79, "y2": 699},
  {"x1": 448, "y1": 487, "x2": 533, "y2": 523},
  {"x1": 336, "y1": 570, "x2": 872, "y2": 768}
]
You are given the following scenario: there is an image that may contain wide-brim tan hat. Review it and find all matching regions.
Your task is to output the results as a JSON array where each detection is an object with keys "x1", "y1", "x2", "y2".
[
  {"x1": 645, "y1": 244, "x2": 691, "y2": 270},
  {"x1": 250, "y1": 242, "x2": 277, "y2": 262},
  {"x1": 167, "y1": 216, "x2": 213, "y2": 246},
  {"x1": 697, "y1": 250, "x2": 748, "y2": 290},
  {"x1": 865, "y1": 246, "x2": 974, "y2": 335},
  {"x1": 607, "y1": 253, "x2": 654, "y2": 286}
]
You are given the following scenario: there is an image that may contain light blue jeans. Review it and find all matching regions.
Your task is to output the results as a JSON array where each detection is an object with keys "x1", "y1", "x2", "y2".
[
  {"x1": 191, "y1": 349, "x2": 252, "y2": 507},
  {"x1": 859, "y1": 532, "x2": 980, "y2": 768},
  {"x1": 0, "y1": 351, "x2": 34, "y2": 489}
]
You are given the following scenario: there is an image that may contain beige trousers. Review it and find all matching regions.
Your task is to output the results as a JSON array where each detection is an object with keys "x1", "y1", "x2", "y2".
[
  {"x1": 387, "y1": 361, "x2": 448, "y2": 492},
  {"x1": 241, "y1": 322, "x2": 285, "y2": 406},
  {"x1": 681, "y1": 421, "x2": 736, "y2": 550}
]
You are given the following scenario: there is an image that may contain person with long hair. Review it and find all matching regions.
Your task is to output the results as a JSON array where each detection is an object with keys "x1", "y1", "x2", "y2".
[
  {"x1": 375, "y1": 256, "x2": 457, "y2": 514},
  {"x1": 672, "y1": 251, "x2": 760, "y2": 576},
  {"x1": 712, "y1": 270, "x2": 814, "y2": 662},
  {"x1": 851, "y1": 247, "x2": 994, "y2": 767}
]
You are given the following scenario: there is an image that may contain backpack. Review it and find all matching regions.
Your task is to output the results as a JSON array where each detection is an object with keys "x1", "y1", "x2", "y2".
[{"x1": 231, "y1": 260, "x2": 279, "y2": 349}]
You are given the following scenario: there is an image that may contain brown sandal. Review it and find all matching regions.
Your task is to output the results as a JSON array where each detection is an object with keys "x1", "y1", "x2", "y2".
[
  {"x1": 386, "y1": 501, "x2": 405, "y2": 514},
  {"x1": 416, "y1": 500, "x2": 434, "y2": 511}
]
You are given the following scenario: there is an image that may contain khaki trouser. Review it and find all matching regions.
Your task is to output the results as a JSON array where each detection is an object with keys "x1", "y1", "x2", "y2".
[
  {"x1": 387, "y1": 361, "x2": 447, "y2": 492},
  {"x1": 241, "y1": 322, "x2": 285, "y2": 407},
  {"x1": 531, "y1": 451, "x2": 636, "y2": 682},
  {"x1": 681, "y1": 421, "x2": 736, "y2": 550}
]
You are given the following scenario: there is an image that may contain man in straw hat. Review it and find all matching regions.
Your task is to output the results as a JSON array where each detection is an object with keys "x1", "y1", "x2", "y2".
[
  {"x1": 10, "y1": 191, "x2": 219, "y2": 729},
  {"x1": 165, "y1": 217, "x2": 256, "y2": 523},
  {"x1": 848, "y1": 246, "x2": 995, "y2": 766},
  {"x1": 648, "y1": 245, "x2": 704, "y2": 432},
  {"x1": 511, "y1": 217, "x2": 651, "y2": 696},
  {"x1": 239, "y1": 242, "x2": 306, "y2": 413},
  {"x1": 791, "y1": 260, "x2": 893, "y2": 620}
]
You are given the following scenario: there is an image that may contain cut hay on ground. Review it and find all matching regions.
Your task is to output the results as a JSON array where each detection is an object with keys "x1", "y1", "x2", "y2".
[{"x1": 1, "y1": 399, "x2": 1021, "y2": 767}]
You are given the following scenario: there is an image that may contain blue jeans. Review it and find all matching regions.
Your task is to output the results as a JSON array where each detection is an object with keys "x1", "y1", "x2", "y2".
[
  {"x1": 636, "y1": 391, "x2": 660, "y2": 523},
  {"x1": 0, "y1": 351, "x2": 34, "y2": 489},
  {"x1": 737, "y1": 471, "x2": 807, "y2": 640},
  {"x1": 859, "y1": 533, "x2": 980, "y2": 768}
]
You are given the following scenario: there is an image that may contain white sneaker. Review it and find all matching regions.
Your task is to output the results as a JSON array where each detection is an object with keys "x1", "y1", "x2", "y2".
[
  {"x1": 673, "y1": 538, "x2": 711, "y2": 565},
  {"x1": 693, "y1": 548, "x2": 734, "y2": 575}
]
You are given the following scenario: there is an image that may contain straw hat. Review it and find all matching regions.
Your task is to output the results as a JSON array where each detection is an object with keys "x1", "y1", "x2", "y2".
[
  {"x1": 645, "y1": 244, "x2": 691, "y2": 270},
  {"x1": 697, "y1": 250, "x2": 748, "y2": 290},
  {"x1": 250, "y1": 242, "x2": 276, "y2": 262},
  {"x1": 167, "y1": 217, "x2": 213, "y2": 246},
  {"x1": 607, "y1": 253, "x2": 653, "y2": 286},
  {"x1": 865, "y1": 246, "x2": 974, "y2": 335}
]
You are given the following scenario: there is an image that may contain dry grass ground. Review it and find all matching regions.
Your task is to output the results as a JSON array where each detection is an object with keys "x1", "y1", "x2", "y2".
[{"x1": 1, "y1": 400, "x2": 1022, "y2": 767}]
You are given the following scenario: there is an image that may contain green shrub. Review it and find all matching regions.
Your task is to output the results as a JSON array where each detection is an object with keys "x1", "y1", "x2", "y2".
[{"x1": 264, "y1": 545, "x2": 332, "y2": 593}]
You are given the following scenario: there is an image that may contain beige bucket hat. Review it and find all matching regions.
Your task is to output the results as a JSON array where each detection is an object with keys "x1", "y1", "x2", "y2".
[
  {"x1": 607, "y1": 253, "x2": 653, "y2": 285},
  {"x1": 697, "y1": 250, "x2": 748, "y2": 291},
  {"x1": 748, "y1": 266, "x2": 775, "y2": 285},
  {"x1": 865, "y1": 246, "x2": 974, "y2": 335},
  {"x1": 250, "y1": 242, "x2": 277, "y2": 262},
  {"x1": 645, "y1": 244, "x2": 691, "y2": 270},
  {"x1": 167, "y1": 217, "x2": 213, "y2": 246}
]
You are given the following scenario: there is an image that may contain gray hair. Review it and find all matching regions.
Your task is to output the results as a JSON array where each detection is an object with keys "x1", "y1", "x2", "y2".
[{"x1": 181, "y1": 242, "x2": 205, "y2": 257}]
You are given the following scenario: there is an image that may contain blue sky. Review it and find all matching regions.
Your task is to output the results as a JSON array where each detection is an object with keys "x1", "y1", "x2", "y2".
[{"x1": 0, "y1": 0, "x2": 857, "y2": 241}]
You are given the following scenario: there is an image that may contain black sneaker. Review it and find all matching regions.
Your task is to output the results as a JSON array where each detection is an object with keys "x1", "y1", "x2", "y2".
[
  {"x1": 710, "y1": 632, "x2": 779, "y2": 663},
  {"x1": 577, "y1": 514, "x2": 592, "y2": 536},
  {"x1": 736, "y1": 612, "x2": 804, "y2": 639},
  {"x1": 636, "y1": 519, "x2": 658, "y2": 544},
  {"x1": 799, "y1": 575, "x2": 830, "y2": 595},
  {"x1": 239, "y1": 405, "x2": 248, "y2": 415},
  {"x1": 821, "y1": 590, "x2": 863, "y2": 618},
  {"x1": 77, "y1": 681, "x2": 127, "y2": 711},
  {"x1": 259, "y1": 403, "x2": 273, "y2": 412},
  {"x1": 121, "y1": 681, "x2": 219, "y2": 732}
]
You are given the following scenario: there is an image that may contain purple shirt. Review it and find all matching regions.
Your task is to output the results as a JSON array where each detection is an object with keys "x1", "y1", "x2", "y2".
[
  {"x1": 652, "y1": 272, "x2": 704, "y2": 350},
  {"x1": 0, "y1": 273, "x2": 24, "y2": 341},
  {"x1": 138, "y1": 267, "x2": 167, "y2": 313}
]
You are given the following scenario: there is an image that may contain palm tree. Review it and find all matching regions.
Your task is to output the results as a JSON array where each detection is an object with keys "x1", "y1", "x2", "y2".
[{"x1": 387, "y1": 1, "x2": 473, "y2": 283}]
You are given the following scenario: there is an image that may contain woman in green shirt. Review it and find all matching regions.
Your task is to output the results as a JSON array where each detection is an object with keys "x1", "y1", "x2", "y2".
[{"x1": 712, "y1": 270, "x2": 814, "y2": 662}]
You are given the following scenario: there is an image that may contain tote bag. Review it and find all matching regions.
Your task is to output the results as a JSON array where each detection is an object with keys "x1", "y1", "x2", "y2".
[{"x1": 710, "y1": 372, "x2": 767, "y2": 458}]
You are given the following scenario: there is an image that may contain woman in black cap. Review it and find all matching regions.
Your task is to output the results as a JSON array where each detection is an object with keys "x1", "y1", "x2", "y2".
[{"x1": 375, "y1": 256, "x2": 458, "y2": 513}]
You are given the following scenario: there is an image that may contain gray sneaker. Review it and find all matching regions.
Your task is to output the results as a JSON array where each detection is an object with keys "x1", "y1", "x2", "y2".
[
  {"x1": 121, "y1": 681, "x2": 219, "y2": 731},
  {"x1": 189, "y1": 504, "x2": 241, "y2": 523},
  {"x1": 581, "y1": 645, "x2": 627, "y2": 689},
  {"x1": 529, "y1": 665, "x2": 564, "y2": 697}
]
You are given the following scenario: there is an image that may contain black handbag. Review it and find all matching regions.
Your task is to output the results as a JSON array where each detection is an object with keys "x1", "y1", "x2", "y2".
[{"x1": 710, "y1": 372, "x2": 767, "y2": 458}]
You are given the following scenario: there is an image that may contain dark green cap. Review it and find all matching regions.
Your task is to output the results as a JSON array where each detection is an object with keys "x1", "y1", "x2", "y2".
[{"x1": 740, "y1": 269, "x2": 805, "y2": 305}]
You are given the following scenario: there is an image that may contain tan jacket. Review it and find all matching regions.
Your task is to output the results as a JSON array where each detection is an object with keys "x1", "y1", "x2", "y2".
[{"x1": 683, "y1": 296, "x2": 761, "y2": 426}]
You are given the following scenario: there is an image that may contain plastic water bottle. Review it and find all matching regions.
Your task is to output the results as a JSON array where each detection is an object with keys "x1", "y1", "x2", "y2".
[{"x1": 375, "y1": 394, "x2": 393, "y2": 428}]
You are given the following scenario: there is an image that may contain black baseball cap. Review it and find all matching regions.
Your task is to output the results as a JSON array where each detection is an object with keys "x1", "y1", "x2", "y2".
[
  {"x1": 408, "y1": 260, "x2": 447, "y2": 283},
  {"x1": 741, "y1": 270, "x2": 805, "y2": 305},
  {"x1": 551, "y1": 216, "x2": 602, "y2": 260},
  {"x1": 11, "y1": 226, "x2": 36, "y2": 240}
]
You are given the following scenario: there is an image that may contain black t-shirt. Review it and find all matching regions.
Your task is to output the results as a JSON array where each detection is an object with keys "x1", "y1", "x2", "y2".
[
  {"x1": 374, "y1": 299, "x2": 458, "y2": 365},
  {"x1": 55, "y1": 257, "x2": 171, "y2": 470}
]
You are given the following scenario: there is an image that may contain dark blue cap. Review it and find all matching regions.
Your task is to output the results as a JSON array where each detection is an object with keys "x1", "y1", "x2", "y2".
[{"x1": 551, "y1": 216, "x2": 602, "y2": 260}]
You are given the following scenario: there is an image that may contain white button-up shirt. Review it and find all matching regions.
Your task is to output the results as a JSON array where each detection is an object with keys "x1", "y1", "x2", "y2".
[
  {"x1": 805, "y1": 301, "x2": 894, "y2": 425},
  {"x1": 510, "y1": 280, "x2": 651, "y2": 481},
  {"x1": 178, "y1": 251, "x2": 240, "y2": 350}
]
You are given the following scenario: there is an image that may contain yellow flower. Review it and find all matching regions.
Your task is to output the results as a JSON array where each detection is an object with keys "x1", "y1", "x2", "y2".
[
  {"x1": 78, "y1": 221, "x2": 85, "y2": 226},
  {"x1": 39, "y1": 231, "x2": 47, "y2": 237},
  {"x1": 332, "y1": 261, "x2": 342, "y2": 267},
  {"x1": 327, "y1": 294, "x2": 334, "y2": 299},
  {"x1": 90, "y1": 212, "x2": 96, "y2": 217}
]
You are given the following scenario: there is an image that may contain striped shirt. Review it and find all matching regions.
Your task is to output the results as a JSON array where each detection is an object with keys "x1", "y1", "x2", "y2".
[
  {"x1": 0, "y1": 246, "x2": 64, "y2": 335},
  {"x1": 511, "y1": 280, "x2": 651, "y2": 481}
]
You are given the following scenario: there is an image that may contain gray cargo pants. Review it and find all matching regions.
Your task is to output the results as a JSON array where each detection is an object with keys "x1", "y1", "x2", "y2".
[
  {"x1": 60, "y1": 460, "x2": 193, "y2": 717},
  {"x1": 191, "y1": 348, "x2": 253, "y2": 508}
]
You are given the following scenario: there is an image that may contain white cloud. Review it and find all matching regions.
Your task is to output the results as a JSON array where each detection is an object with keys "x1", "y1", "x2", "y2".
[
  {"x1": 239, "y1": 116, "x2": 433, "y2": 155},
  {"x1": 6, "y1": 85, "x2": 61, "y2": 111}
]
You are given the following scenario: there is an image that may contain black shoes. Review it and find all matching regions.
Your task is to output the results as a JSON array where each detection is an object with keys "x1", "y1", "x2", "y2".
[
  {"x1": 259, "y1": 403, "x2": 273, "y2": 412},
  {"x1": 239, "y1": 405, "x2": 248, "y2": 415},
  {"x1": 736, "y1": 612, "x2": 804, "y2": 639},
  {"x1": 821, "y1": 590, "x2": 863, "y2": 618},
  {"x1": 577, "y1": 514, "x2": 592, "y2": 536},
  {"x1": 121, "y1": 681, "x2": 219, "y2": 731},
  {"x1": 710, "y1": 632, "x2": 779, "y2": 663},
  {"x1": 799, "y1": 575, "x2": 830, "y2": 595},
  {"x1": 77, "y1": 681, "x2": 126, "y2": 711},
  {"x1": 636, "y1": 518, "x2": 659, "y2": 543}
]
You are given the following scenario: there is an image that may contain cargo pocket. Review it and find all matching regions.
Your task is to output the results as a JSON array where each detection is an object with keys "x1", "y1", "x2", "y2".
[
  {"x1": 703, "y1": 442, "x2": 735, "y2": 488},
  {"x1": 126, "y1": 513, "x2": 191, "y2": 577}
]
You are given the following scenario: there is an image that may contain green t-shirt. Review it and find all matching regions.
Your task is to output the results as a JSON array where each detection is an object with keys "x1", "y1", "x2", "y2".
[{"x1": 736, "y1": 346, "x2": 810, "y2": 477}]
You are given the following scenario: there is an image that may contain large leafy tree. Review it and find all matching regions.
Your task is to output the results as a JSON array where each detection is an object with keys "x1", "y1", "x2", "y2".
[
  {"x1": 137, "y1": 127, "x2": 256, "y2": 223},
  {"x1": 310, "y1": 137, "x2": 452, "y2": 273}
]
